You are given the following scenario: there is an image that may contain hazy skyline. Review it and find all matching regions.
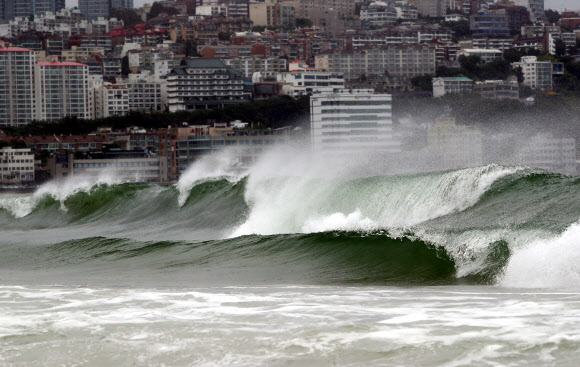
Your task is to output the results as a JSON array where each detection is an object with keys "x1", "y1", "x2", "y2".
[{"x1": 64, "y1": 0, "x2": 580, "y2": 11}]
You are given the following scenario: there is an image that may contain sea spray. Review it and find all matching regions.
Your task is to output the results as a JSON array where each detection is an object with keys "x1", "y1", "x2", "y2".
[
  {"x1": 501, "y1": 221, "x2": 580, "y2": 288},
  {"x1": 176, "y1": 148, "x2": 245, "y2": 207}
]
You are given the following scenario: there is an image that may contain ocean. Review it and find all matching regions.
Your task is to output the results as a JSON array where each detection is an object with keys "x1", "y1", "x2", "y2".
[{"x1": 1, "y1": 150, "x2": 580, "y2": 366}]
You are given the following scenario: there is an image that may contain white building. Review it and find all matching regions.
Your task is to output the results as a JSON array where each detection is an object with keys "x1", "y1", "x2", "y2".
[
  {"x1": 94, "y1": 84, "x2": 130, "y2": 118},
  {"x1": 126, "y1": 73, "x2": 163, "y2": 112},
  {"x1": 432, "y1": 77, "x2": 474, "y2": 97},
  {"x1": 512, "y1": 56, "x2": 552, "y2": 90},
  {"x1": 445, "y1": 14, "x2": 467, "y2": 22},
  {"x1": 394, "y1": 1, "x2": 418, "y2": 20},
  {"x1": 276, "y1": 69, "x2": 345, "y2": 97},
  {"x1": 0, "y1": 147, "x2": 35, "y2": 185},
  {"x1": 0, "y1": 42, "x2": 36, "y2": 127},
  {"x1": 548, "y1": 33, "x2": 577, "y2": 55},
  {"x1": 361, "y1": 1, "x2": 398, "y2": 26},
  {"x1": 196, "y1": 5, "x2": 228, "y2": 17},
  {"x1": 310, "y1": 90, "x2": 400, "y2": 153},
  {"x1": 167, "y1": 58, "x2": 249, "y2": 112},
  {"x1": 34, "y1": 57, "x2": 92, "y2": 121},
  {"x1": 458, "y1": 48, "x2": 503, "y2": 63},
  {"x1": 473, "y1": 78, "x2": 520, "y2": 100}
]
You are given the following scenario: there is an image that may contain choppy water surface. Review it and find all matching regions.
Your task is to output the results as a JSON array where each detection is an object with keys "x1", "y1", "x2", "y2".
[{"x1": 1, "y1": 150, "x2": 579, "y2": 365}]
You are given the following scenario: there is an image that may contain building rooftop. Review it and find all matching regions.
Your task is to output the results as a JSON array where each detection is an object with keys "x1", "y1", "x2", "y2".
[
  {"x1": 36, "y1": 61, "x2": 87, "y2": 66},
  {"x1": 436, "y1": 77, "x2": 473, "y2": 81}
]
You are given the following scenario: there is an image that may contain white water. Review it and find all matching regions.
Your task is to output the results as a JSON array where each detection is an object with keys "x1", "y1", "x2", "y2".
[
  {"x1": 232, "y1": 163, "x2": 525, "y2": 236},
  {"x1": 502, "y1": 221, "x2": 580, "y2": 288},
  {"x1": 1, "y1": 285, "x2": 580, "y2": 366}
]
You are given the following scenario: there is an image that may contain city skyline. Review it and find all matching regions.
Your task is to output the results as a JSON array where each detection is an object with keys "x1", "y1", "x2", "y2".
[{"x1": 62, "y1": 0, "x2": 580, "y2": 11}]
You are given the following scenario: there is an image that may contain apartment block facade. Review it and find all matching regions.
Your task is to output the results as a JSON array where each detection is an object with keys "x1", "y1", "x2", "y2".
[
  {"x1": 167, "y1": 58, "x2": 249, "y2": 112},
  {"x1": 0, "y1": 43, "x2": 36, "y2": 127},
  {"x1": 315, "y1": 45, "x2": 436, "y2": 82},
  {"x1": 0, "y1": 147, "x2": 35, "y2": 185},
  {"x1": 34, "y1": 58, "x2": 92, "y2": 121},
  {"x1": 222, "y1": 56, "x2": 287, "y2": 78}
]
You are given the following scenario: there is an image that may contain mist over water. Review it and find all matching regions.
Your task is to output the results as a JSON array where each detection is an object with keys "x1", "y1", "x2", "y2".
[{"x1": 1, "y1": 144, "x2": 580, "y2": 365}]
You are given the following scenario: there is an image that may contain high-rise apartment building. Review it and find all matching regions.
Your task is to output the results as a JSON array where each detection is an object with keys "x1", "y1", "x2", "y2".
[
  {"x1": 79, "y1": 0, "x2": 133, "y2": 21},
  {"x1": 0, "y1": 42, "x2": 36, "y2": 127},
  {"x1": 0, "y1": 0, "x2": 66, "y2": 22},
  {"x1": 310, "y1": 90, "x2": 400, "y2": 153},
  {"x1": 34, "y1": 57, "x2": 92, "y2": 121}
]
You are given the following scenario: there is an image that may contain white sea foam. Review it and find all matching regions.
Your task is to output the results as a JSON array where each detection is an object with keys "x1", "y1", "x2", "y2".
[
  {"x1": 501, "y1": 221, "x2": 580, "y2": 288},
  {"x1": 1, "y1": 285, "x2": 579, "y2": 366},
  {"x1": 300, "y1": 210, "x2": 377, "y2": 233}
]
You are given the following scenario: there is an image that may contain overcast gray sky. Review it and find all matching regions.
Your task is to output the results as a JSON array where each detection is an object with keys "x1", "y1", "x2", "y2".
[{"x1": 64, "y1": 0, "x2": 580, "y2": 12}]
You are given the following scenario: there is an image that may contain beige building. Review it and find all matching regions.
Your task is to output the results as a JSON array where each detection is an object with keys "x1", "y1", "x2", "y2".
[
  {"x1": 0, "y1": 147, "x2": 35, "y2": 185},
  {"x1": 294, "y1": 0, "x2": 355, "y2": 19},
  {"x1": 250, "y1": 1, "x2": 296, "y2": 27},
  {"x1": 61, "y1": 46, "x2": 105, "y2": 62}
]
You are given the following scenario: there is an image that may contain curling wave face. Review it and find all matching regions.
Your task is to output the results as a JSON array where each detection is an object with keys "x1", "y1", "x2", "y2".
[{"x1": 1, "y1": 148, "x2": 579, "y2": 288}]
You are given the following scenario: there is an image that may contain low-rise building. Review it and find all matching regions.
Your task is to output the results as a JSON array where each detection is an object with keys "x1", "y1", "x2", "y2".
[
  {"x1": 458, "y1": 48, "x2": 504, "y2": 63},
  {"x1": 432, "y1": 77, "x2": 473, "y2": 98},
  {"x1": 512, "y1": 56, "x2": 552, "y2": 90},
  {"x1": 473, "y1": 78, "x2": 519, "y2": 100},
  {"x1": 360, "y1": 1, "x2": 398, "y2": 26},
  {"x1": 48, "y1": 150, "x2": 166, "y2": 182},
  {"x1": 178, "y1": 126, "x2": 292, "y2": 171},
  {"x1": 0, "y1": 147, "x2": 35, "y2": 186}
]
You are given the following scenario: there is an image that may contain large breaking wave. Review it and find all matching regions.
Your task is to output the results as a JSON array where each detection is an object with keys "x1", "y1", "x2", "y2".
[{"x1": 1, "y1": 149, "x2": 579, "y2": 288}]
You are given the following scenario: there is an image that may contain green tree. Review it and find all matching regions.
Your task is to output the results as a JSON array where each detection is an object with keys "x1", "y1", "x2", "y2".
[
  {"x1": 295, "y1": 18, "x2": 313, "y2": 28},
  {"x1": 458, "y1": 55, "x2": 483, "y2": 78},
  {"x1": 554, "y1": 39, "x2": 567, "y2": 58},
  {"x1": 121, "y1": 55, "x2": 130, "y2": 75},
  {"x1": 545, "y1": 9, "x2": 561, "y2": 25},
  {"x1": 441, "y1": 20, "x2": 471, "y2": 39},
  {"x1": 411, "y1": 74, "x2": 434, "y2": 91},
  {"x1": 185, "y1": 39, "x2": 199, "y2": 57},
  {"x1": 218, "y1": 32, "x2": 232, "y2": 41},
  {"x1": 148, "y1": 2, "x2": 180, "y2": 20},
  {"x1": 110, "y1": 8, "x2": 142, "y2": 27}
]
